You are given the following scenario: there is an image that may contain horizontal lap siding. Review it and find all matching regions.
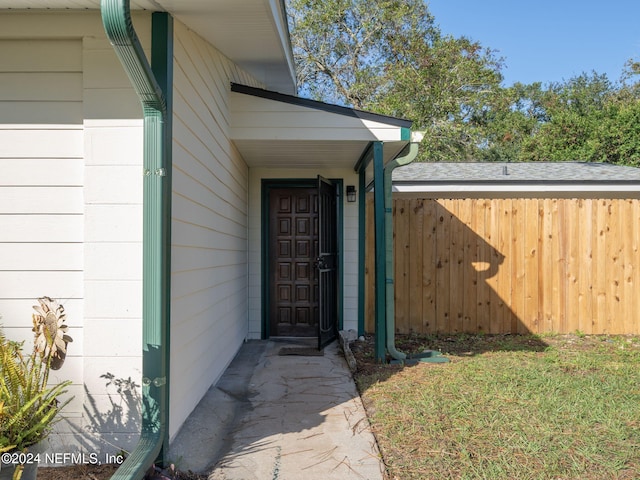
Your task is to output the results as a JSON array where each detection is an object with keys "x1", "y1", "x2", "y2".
[
  {"x1": 0, "y1": 35, "x2": 88, "y2": 458},
  {"x1": 0, "y1": 12, "x2": 150, "y2": 458},
  {"x1": 1, "y1": 12, "x2": 158, "y2": 458},
  {"x1": 231, "y1": 100, "x2": 404, "y2": 142},
  {"x1": 0, "y1": 39, "x2": 83, "y2": 126},
  {"x1": 170, "y1": 22, "x2": 256, "y2": 440},
  {"x1": 0, "y1": 38, "x2": 84, "y2": 332},
  {"x1": 82, "y1": 12, "x2": 149, "y2": 457},
  {"x1": 366, "y1": 197, "x2": 640, "y2": 335}
]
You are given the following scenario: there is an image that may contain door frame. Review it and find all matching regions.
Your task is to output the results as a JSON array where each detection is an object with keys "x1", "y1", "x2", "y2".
[{"x1": 261, "y1": 178, "x2": 344, "y2": 340}]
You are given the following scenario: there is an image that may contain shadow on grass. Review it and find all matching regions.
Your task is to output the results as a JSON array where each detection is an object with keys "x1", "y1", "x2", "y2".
[
  {"x1": 350, "y1": 333, "x2": 640, "y2": 480},
  {"x1": 350, "y1": 333, "x2": 550, "y2": 390},
  {"x1": 409, "y1": 332, "x2": 549, "y2": 356}
]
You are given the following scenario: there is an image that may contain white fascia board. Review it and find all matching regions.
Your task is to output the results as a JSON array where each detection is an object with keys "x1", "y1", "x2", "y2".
[
  {"x1": 361, "y1": 119, "x2": 407, "y2": 141},
  {"x1": 393, "y1": 183, "x2": 640, "y2": 195},
  {"x1": 265, "y1": 0, "x2": 296, "y2": 91}
]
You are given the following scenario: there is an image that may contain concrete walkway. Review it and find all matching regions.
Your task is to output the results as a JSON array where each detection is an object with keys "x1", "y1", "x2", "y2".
[{"x1": 168, "y1": 339, "x2": 385, "y2": 480}]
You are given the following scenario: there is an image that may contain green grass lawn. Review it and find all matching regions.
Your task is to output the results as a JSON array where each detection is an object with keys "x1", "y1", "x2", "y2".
[{"x1": 352, "y1": 334, "x2": 640, "y2": 480}]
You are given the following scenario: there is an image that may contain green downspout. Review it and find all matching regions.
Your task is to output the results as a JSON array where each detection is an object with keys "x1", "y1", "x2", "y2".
[
  {"x1": 101, "y1": 1, "x2": 171, "y2": 478},
  {"x1": 383, "y1": 140, "x2": 420, "y2": 362}
]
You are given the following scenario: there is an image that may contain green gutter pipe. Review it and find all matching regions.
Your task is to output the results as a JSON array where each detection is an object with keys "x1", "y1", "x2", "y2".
[
  {"x1": 101, "y1": 2, "x2": 170, "y2": 478},
  {"x1": 382, "y1": 134, "x2": 448, "y2": 364},
  {"x1": 383, "y1": 135, "x2": 421, "y2": 362}
]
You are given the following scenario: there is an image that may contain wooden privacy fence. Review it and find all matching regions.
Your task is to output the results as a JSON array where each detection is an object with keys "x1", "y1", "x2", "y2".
[{"x1": 365, "y1": 196, "x2": 640, "y2": 335}]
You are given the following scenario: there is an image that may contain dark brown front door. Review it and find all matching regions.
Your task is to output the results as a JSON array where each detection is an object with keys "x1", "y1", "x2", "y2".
[{"x1": 269, "y1": 187, "x2": 319, "y2": 337}]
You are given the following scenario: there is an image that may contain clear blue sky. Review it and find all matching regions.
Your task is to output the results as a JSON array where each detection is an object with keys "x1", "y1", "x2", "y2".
[{"x1": 427, "y1": 0, "x2": 640, "y2": 86}]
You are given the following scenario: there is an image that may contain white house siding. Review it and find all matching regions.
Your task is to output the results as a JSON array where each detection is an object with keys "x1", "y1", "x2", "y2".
[
  {"x1": 81, "y1": 9, "x2": 150, "y2": 456},
  {"x1": 169, "y1": 21, "x2": 260, "y2": 440},
  {"x1": 231, "y1": 93, "x2": 406, "y2": 143},
  {"x1": 247, "y1": 167, "x2": 360, "y2": 340},
  {"x1": 0, "y1": 11, "x2": 150, "y2": 457}
]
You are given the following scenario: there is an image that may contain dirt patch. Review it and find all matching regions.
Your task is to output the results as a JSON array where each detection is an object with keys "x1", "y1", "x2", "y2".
[
  {"x1": 36, "y1": 464, "x2": 207, "y2": 480},
  {"x1": 349, "y1": 332, "x2": 640, "y2": 374},
  {"x1": 37, "y1": 463, "x2": 119, "y2": 480}
]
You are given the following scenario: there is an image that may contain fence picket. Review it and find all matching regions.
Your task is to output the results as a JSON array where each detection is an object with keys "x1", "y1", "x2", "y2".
[
  {"x1": 394, "y1": 198, "x2": 410, "y2": 334},
  {"x1": 422, "y1": 199, "x2": 437, "y2": 333},
  {"x1": 409, "y1": 198, "x2": 424, "y2": 333},
  {"x1": 462, "y1": 198, "x2": 477, "y2": 333},
  {"x1": 366, "y1": 196, "x2": 640, "y2": 335}
]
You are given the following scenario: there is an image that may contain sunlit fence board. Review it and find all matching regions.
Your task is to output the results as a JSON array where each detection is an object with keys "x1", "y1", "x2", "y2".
[{"x1": 365, "y1": 197, "x2": 640, "y2": 334}]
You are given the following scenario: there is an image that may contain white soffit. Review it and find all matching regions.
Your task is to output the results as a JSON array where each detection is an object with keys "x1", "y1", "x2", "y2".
[{"x1": 233, "y1": 139, "x2": 408, "y2": 169}]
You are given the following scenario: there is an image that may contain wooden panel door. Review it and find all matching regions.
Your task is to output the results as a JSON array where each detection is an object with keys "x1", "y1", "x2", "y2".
[{"x1": 269, "y1": 187, "x2": 319, "y2": 337}]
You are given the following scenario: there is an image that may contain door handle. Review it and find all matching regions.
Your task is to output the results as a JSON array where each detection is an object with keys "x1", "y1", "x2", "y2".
[{"x1": 315, "y1": 256, "x2": 328, "y2": 270}]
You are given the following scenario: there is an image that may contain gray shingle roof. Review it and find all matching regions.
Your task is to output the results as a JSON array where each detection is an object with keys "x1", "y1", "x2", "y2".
[{"x1": 392, "y1": 162, "x2": 640, "y2": 184}]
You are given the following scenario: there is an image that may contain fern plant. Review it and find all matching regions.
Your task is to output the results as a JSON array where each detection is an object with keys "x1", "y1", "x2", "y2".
[
  {"x1": 0, "y1": 298, "x2": 73, "y2": 455},
  {"x1": 0, "y1": 333, "x2": 71, "y2": 453}
]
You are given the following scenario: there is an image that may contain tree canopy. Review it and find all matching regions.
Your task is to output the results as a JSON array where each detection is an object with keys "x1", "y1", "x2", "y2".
[
  {"x1": 288, "y1": 0, "x2": 504, "y2": 161},
  {"x1": 287, "y1": 0, "x2": 640, "y2": 165},
  {"x1": 481, "y1": 70, "x2": 640, "y2": 165}
]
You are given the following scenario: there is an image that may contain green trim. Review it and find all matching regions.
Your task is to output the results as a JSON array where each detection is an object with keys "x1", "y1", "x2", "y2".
[
  {"x1": 101, "y1": 2, "x2": 171, "y2": 478},
  {"x1": 151, "y1": 10, "x2": 173, "y2": 461},
  {"x1": 261, "y1": 178, "x2": 344, "y2": 339},
  {"x1": 372, "y1": 142, "x2": 386, "y2": 363},
  {"x1": 336, "y1": 179, "x2": 344, "y2": 332},
  {"x1": 400, "y1": 127, "x2": 411, "y2": 141},
  {"x1": 357, "y1": 168, "x2": 366, "y2": 336},
  {"x1": 260, "y1": 181, "x2": 271, "y2": 339},
  {"x1": 354, "y1": 142, "x2": 374, "y2": 173}
]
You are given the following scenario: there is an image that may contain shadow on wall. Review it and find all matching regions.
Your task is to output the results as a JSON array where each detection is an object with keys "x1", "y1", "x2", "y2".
[{"x1": 68, "y1": 374, "x2": 141, "y2": 458}]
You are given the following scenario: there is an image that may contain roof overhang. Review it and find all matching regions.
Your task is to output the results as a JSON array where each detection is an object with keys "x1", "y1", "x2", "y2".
[
  {"x1": 230, "y1": 83, "x2": 413, "y2": 169},
  {"x1": 0, "y1": 0, "x2": 297, "y2": 94}
]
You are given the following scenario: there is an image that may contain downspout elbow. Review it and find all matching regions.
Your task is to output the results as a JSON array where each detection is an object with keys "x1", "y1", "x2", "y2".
[{"x1": 386, "y1": 141, "x2": 420, "y2": 173}]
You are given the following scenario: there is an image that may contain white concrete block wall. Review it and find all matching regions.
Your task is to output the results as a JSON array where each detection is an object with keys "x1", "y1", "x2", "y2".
[{"x1": 0, "y1": 11, "x2": 150, "y2": 458}]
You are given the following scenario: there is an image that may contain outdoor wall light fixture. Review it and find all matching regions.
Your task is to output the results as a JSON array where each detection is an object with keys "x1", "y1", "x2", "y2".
[{"x1": 346, "y1": 185, "x2": 357, "y2": 202}]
